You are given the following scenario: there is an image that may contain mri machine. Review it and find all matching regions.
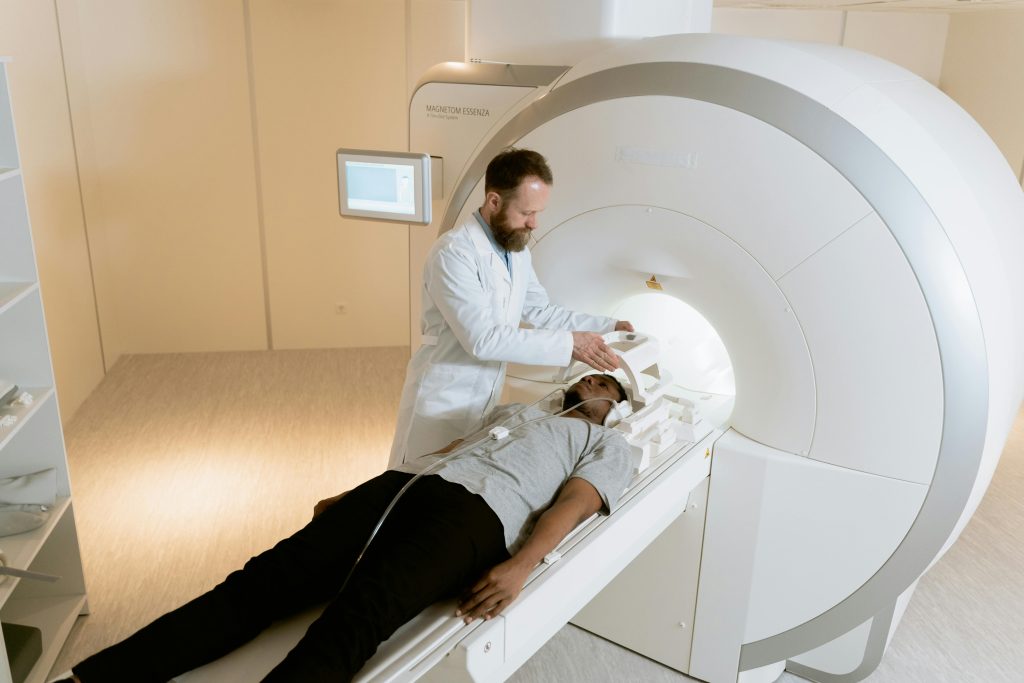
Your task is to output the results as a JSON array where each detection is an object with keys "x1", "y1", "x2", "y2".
[{"x1": 177, "y1": 33, "x2": 1024, "y2": 683}]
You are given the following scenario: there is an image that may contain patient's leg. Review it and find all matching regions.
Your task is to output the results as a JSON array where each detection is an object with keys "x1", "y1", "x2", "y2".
[
  {"x1": 72, "y1": 471, "x2": 416, "y2": 683},
  {"x1": 262, "y1": 475, "x2": 509, "y2": 683}
]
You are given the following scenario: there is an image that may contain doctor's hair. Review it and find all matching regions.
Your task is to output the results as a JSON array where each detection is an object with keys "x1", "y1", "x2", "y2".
[{"x1": 485, "y1": 148, "x2": 553, "y2": 202}]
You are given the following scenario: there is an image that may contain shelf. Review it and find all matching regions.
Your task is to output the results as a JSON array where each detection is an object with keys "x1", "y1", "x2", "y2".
[
  {"x1": 1, "y1": 592, "x2": 88, "y2": 683},
  {"x1": 0, "y1": 388, "x2": 54, "y2": 452},
  {"x1": 0, "y1": 59, "x2": 84, "y2": 683},
  {"x1": 0, "y1": 282, "x2": 36, "y2": 316},
  {"x1": 0, "y1": 497, "x2": 72, "y2": 608}
]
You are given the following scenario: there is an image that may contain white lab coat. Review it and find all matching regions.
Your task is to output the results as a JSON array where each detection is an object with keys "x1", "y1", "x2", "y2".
[{"x1": 389, "y1": 216, "x2": 616, "y2": 466}]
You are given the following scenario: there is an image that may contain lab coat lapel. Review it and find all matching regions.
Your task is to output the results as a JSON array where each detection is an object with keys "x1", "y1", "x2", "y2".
[
  {"x1": 466, "y1": 220, "x2": 515, "y2": 323},
  {"x1": 467, "y1": 219, "x2": 512, "y2": 286}
]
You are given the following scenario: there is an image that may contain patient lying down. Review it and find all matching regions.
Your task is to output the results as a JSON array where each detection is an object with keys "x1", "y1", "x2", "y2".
[{"x1": 56, "y1": 374, "x2": 632, "y2": 683}]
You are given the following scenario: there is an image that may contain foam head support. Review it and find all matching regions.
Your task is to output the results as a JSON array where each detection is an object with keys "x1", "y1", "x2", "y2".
[{"x1": 602, "y1": 400, "x2": 633, "y2": 427}]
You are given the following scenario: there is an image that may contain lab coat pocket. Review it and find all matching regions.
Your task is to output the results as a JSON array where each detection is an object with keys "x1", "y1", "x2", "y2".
[{"x1": 416, "y1": 365, "x2": 481, "y2": 422}]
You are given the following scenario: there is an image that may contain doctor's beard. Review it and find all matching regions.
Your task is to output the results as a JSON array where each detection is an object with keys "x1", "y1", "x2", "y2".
[{"x1": 491, "y1": 206, "x2": 531, "y2": 252}]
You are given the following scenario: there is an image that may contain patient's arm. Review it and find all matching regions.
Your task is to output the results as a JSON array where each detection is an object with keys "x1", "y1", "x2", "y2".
[
  {"x1": 312, "y1": 491, "x2": 348, "y2": 519},
  {"x1": 456, "y1": 477, "x2": 602, "y2": 623},
  {"x1": 434, "y1": 438, "x2": 464, "y2": 454}
]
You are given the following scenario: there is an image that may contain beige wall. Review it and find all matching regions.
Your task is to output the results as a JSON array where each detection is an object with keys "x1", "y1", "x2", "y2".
[
  {"x1": 252, "y1": 0, "x2": 466, "y2": 350},
  {"x1": 843, "y1": 12, "x2": 949, "y2": 86},
  {"x1": 0, "y1": 1, "x2": 104, "y2": 421},
  {"x1": 712, "y1": 9, "x2": 949, "y2": 85},
  {"x1": 250, "y1": 1, "x2": 409, "y2": 349},
  {"x1": 57, "y1": 0, "x2": 470, "y2": 355},
  {"x1": 56, "y1": 0, "x2": 268, "y2": 362},
  {"x1": 941, "y1": 11, "x2": 1024, "y2": 187},
  {"x1": 712, "y1": 8, "x2": 845, "y2": 44},
  {"x1": 408, "y1": 0, "x2": 466, "y2": 97},
  {"x1": 1, "y1": 0, "x2": 467, "y2": 419}
]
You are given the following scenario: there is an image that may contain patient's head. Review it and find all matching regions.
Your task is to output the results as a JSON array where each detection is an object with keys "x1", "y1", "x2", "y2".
[{"x1": 562, "y1": 374, "x2": 628, "y2": 425}]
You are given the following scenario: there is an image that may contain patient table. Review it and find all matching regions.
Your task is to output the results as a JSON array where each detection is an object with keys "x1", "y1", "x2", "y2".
[{"x1": 175, "y1": 380, "x2": 725, "y2": 682}]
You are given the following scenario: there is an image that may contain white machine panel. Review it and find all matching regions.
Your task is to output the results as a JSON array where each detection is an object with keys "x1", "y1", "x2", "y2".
[
  {"x1": 741, "y1": 444, "x2": 928, "y2": 642},
  {"x1": 529, "y1": 205, "x2": 815, "y2": 456},
  {"x1": 515, "y1": 96, "x2": 874, "y2": 280},
  {"x1": 831, "y1": 76, "x2": 1024, "y2": 525},
  {"x1": 690, "y1": 432, "x2": 771, "y2": 683},
  {"x1": 779, "y1": 212, "x2": 943, "y2": 484},
  {"x1": 573, "y1": 478, "x2": 710, "y2": 673},
  {"x1": 790, "y1": 619, "x2": 874, "y2": 676},
  {"x1": 411, "y1": 82, "x2": 540, "y2": 203},
  {"x1": 690, "y1": 432, "x2": 928, "y2": 678}
]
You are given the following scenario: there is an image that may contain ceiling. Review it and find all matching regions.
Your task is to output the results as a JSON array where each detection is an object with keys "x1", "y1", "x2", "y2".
[{"x1": 714, "y1": 0, "x2": 1024, "y2": 11}]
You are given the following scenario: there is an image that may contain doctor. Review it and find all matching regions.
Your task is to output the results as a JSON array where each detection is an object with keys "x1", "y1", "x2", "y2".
[{"x1": 390, "y1": 148, "x2": 632, "y2": 466}]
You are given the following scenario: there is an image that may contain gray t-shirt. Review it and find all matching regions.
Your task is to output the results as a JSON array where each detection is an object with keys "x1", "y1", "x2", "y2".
[{"x1": 398, "y1": 404, "x2": 632, "y2": 553}]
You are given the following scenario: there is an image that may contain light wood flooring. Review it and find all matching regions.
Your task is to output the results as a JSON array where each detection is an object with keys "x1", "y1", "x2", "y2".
[{"x1": 51, "y1": 349, "x2": 1024, "y2": 682}]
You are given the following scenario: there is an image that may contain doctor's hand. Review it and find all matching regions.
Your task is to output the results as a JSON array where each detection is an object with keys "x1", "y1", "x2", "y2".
[
  {"x1": 615, "y1": 320, "x2": 634, "y2": 333},
  {"x1": 572, "y1": 331, "x2": 620, "y2": 372},
  {"x1": 456, "y1": 557, "x2": 532, "y2": 624}
]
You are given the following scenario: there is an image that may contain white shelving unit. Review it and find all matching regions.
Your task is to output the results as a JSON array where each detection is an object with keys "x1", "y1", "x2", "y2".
[{"x1": 0, "y1": 57, "x2": 88, "y2": 683}]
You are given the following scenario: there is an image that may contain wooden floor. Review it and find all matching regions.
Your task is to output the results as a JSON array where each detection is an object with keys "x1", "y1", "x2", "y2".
[{"x1": 51, "y1": 349, "x2": 1024, "y2": 682}]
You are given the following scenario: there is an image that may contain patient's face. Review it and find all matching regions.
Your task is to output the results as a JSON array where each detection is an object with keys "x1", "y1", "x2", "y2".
[{"x1": 563, "y1": 374, "x2": 623, "y2": 422}]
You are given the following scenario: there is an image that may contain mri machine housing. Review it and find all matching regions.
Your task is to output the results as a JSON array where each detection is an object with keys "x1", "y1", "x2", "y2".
[
  {"x1": 175, "y1": 33, "x2": 1024, "y2": 683},
  {"x1": 408, "y1": 33, "x2": 1024, "y2": 682}
]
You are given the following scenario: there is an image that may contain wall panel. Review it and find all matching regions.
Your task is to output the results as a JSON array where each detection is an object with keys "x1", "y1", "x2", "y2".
[
  {"x1": 941, "y1": 11, "x2": 1024, "y2": 181},
  {"x1": 249, "y1": 0, "x2": 410, "y2": 349},
  {"x1": 57, "y1": 0, "x2": 267, "y2": 361},
  {"x1": 408, "y1": 0, "x2": 466, "y2": 97},
  {"x1": 843, "y1": 12, "x2": 949, "y2": 86},
  {"x1": 712, "y1": 8, "x2": 845, "y2": 44}
]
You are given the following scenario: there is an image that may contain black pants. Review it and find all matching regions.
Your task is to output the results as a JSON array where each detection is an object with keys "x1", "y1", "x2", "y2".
[{"x1": 74, "y1": 472, "x2": 509, "y2": 683}]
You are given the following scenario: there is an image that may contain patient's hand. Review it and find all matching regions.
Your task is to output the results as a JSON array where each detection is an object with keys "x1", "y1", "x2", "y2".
[
  {"x1": 455, "y1": 558, "x2": 532, "y2": 624},
  {"x1": 312, "y1": 491, "x2": 348, "y2": 519}
]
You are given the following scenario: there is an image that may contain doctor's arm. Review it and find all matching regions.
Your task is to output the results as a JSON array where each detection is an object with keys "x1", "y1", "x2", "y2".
[
  {"x1": 521, "y1": 265, "x2": 632, "y2": 370},
  {"x1": 520, "y1": 263, "x2": 632, "y2": 333},
  {"x1": 456, "y1": 477, "x2": 603, "y2": 623},
  {"x1": 429, "y1": 247, "x2": 573, "y2": 365}
]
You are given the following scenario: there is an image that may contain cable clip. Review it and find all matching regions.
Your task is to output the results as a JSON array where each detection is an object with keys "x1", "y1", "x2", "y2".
[
  {"x1": 489, "y1": 426, "x2": 509, "y2": 440},
  {"x1": 543, "y1": 551, "x2": 562, "y2": 565}
]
